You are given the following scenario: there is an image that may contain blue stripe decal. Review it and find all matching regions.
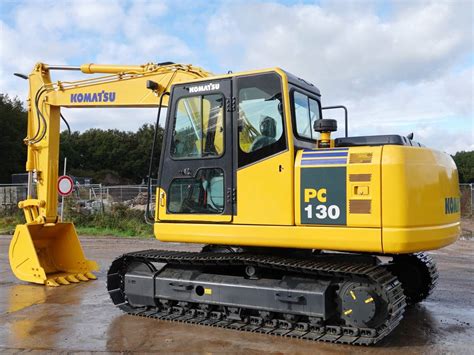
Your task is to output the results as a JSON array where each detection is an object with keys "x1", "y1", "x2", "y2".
[
  {"x1": 301, "y1": 159, "x2": 347, "y2": 165},
  {"x1": 303, "y1": 148, "x2": 348, "y2": 152},
  {"x1": 302, "y1": 152, "x2": 348, "y2": 158}
]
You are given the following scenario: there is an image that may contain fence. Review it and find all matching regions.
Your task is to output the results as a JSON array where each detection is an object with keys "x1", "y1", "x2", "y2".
[
  {"x1": 0, "y1": 184, "x2": 27, "y2": 211},
  {"x1": 460, "y1": 183, "x2": 473, "y2": 217},
  {"x1": 0, "y1": 183, "x2": 156, "y2": 215},
  {"x1": 1, "y1": 183, "x2": 473, "y2": 216},
  {"x1": 70, "y1": 184, "x2": 156, "y2": 213}
]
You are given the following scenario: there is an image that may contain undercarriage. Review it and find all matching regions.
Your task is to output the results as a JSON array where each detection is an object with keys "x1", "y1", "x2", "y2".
[{"x1": 106, "y1": 248, "x2": 439, "y2": 345}]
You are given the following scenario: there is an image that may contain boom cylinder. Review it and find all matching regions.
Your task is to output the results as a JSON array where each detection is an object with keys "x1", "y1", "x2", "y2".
[{"x1": 80, "y1": 63, "x2": 150, "y2": 74}]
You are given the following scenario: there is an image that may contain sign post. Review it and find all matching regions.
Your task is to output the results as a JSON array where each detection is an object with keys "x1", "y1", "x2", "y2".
[{"x1": 58, "y1": 158, "x2": 73, "y2": 221}]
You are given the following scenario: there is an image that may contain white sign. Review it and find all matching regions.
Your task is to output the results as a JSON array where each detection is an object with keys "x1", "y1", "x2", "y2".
[{"x1": 58, "y1": 175, "x2": 74, "y2": 196}]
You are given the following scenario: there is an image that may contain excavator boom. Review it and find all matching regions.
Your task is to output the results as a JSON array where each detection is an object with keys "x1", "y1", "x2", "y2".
[{"x1": 9, "y1": 62, "x2": 212, "y2": 286}]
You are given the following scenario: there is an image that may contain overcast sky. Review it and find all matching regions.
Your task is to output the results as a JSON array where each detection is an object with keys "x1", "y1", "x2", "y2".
[{"x1": 1, "y1": 0, "x2": 473, "y2": 153}]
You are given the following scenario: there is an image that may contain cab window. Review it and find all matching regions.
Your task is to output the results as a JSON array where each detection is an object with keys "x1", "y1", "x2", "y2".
[
  {"x1": 171, "y1": 94, "x2": 224, "y2": 159},
  {"x1": 237, "y1": 73, "x2": 286, "y2": 167},
  {"x1": 168, "y1": 168, "x2": 224, "y2": 214},
  {"x1": 293, "y1": 91, "x2": 321, "y2": 140}
]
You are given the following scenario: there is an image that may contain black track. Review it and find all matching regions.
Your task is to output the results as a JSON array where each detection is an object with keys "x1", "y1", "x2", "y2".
[
  {"x1": 107, "y1": 250, "x2": 406, "y2": 345},
  {"x1": 388, "y1": 252, "x2": 438, "y2": 305}
]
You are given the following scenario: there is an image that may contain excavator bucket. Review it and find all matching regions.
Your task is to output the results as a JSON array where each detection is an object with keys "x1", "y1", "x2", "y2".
[{"x1": 9, "y1": 222, "x2": 98, "y2": 286}]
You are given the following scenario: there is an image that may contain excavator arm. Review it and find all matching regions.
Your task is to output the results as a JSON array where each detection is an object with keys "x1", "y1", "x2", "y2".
[{"x1": 10, "y1": 62, "x2": 212, "y2": 286}]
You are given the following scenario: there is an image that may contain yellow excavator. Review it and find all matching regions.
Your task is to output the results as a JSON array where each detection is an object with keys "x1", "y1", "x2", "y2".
[{"x1": 9, "y1": 62, "x2": 460, "y2": 345}]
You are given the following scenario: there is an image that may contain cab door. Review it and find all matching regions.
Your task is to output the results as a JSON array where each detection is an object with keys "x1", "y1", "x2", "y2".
[{"x1": 157, "y1": 79, "x2": 233, "y2": 222}]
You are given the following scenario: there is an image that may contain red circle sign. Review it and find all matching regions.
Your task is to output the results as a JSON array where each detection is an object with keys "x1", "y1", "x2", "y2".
[{"x1": 58, "y1": 175, "x2": 74, "y2": 196}]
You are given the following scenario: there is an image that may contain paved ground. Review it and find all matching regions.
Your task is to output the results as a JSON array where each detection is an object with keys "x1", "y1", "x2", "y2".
[{"x1": 0, "y1": 235, "x2": 473, "y2": 354}]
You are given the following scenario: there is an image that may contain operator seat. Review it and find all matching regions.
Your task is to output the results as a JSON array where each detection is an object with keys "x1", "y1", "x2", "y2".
[{"x1": 250, "y1": 116, "x2": 277, "y2": 151}]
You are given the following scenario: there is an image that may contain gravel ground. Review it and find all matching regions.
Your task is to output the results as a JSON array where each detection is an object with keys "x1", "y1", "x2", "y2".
[{"x1": 0, "y1": 234, "x2": 473, "y2": 354}]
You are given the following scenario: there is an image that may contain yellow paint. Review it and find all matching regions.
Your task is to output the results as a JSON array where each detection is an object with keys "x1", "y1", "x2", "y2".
[
  {"x1": 365, "y1": 297, "x2": 374, "y2": 304},
  {"x1": 9, "y1": 223, "x2": 98, "y2": 285},
  {"x1": 233, "y1": 152, "x2": 294, "y2": 225},
  {"x1": 304, "y1": 188, "x2": 327, "y2": 203},
  {"x1": 304, "y1": 189, "x2": 317, "y2": 202},
  {"x1": 381, "y1": 146, "x2": 460, "y2": 253},
  {"x1": 350, "y1": 290, "x2": 356, "y2": 300},
  {"x1": 155, "y1": 222, "x2": 383, "y2": 252},
  {"x1": 344, "y1": 309, "x2": 353, "y2": 315},
  {"x1": 204, "y1": 288, "x2": 212, "y2": 295},
  {"x1": 354, "y1": 186, "x2": 369, "y2": 195},
  {"x1": 383, "y1": 222, "x2": 459, "y2": 253},
  {"x1": 346, "y1": 146, "x2": 382, "y2": 229}
]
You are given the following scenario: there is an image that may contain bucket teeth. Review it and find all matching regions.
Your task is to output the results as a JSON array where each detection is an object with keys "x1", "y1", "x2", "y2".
[
  {"x1": 66, "y1": 275, "x2": 80, "y2": 283},
  {"x1": 85, "y1": 272, "x2": 97, "y2": 280},
  {"x1": 46, "y1": 279, "x2": 60, "y2": 287},
  {"x1": 76, "y1": 273, "x2": 89, "y2": 281},
  {"x1": 45, "y1": 273, "x2": 93, "y2": 286},
  {"x1": 56, "y1": 277, "x2": 70, "y2": 285}
]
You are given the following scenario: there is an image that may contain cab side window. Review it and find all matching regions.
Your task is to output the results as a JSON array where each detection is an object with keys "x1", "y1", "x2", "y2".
[
  {"x1": 168, "y1": 168, "x2": 224, "y2": 214},
  {"x1": 292, "y1": 91, "x2": 321, "y2": 141},
  {"x1": 237, "y1": 73, "x2": 286, "y2": 167},
  {"x1": 171, "y1": 94, "x2": 224, "y2": 159}
]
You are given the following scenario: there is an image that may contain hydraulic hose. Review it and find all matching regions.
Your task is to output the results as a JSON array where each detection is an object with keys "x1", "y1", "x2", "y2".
[
  {"x1": 145, "y1": 92, "x2": 169, "y2": 225},
  {"x1": 28, "y1": 87, "x2": 47, "y2": 143},
  {"x1": 60, "y1": 113, "x2": 71, "y2": 135}
]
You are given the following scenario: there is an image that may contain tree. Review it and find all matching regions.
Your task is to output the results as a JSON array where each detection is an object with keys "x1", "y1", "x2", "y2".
[
  {"x1": 59, "y1": 124, "x2": 164, "y2": 184},
  {"x1": 0, "y1": 92, "x2": 162, "y2": 185},
  {"x1": 452, "y1": 151, "x2": 474, "y2": 183},
  {"x1": 0, "y1": 95, "x2": 27, "y2": 183}
]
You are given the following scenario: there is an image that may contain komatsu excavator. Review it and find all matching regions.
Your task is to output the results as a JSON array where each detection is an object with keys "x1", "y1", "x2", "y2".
[{"x1": 9, "y1": 62, "x2": 460, "y2": 345}]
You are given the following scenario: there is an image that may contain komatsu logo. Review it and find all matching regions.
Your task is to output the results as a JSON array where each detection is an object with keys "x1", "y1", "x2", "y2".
[
  {"x1": 445, "y1": 197, "x2": 460, "y2": 214},
  {"x1": 70, "y1": 91, "x2": 116, "y2": 103},
  {"x1": 188, "y1": 83, "x2": 220, "y2": 93}
]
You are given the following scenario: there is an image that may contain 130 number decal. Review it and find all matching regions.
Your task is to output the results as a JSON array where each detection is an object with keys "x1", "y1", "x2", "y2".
[{"x1": 304, "y1": 204, "x2": 340, "y2": 220}]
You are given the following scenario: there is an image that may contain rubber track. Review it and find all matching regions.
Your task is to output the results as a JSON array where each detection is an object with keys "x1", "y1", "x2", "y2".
[{"x1": 107, "y1": 250, "x2": 406, "y2": 345}]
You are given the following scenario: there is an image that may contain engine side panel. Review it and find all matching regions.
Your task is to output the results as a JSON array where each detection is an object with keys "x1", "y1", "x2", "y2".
[{"x1": 381, "y1": 145, "x2": 460, "y2": 253}]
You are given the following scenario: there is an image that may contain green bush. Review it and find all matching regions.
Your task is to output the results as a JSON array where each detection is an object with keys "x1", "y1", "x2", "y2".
[
  {"x1": 68, "y1": 204, "x2": 152, "y2": 238},
  {"x1": 0, "y1": 209, "x2": 23, "y2": 234},
  {"x1": 0, "y1": 204, "x2": 152, "y2": 238}
]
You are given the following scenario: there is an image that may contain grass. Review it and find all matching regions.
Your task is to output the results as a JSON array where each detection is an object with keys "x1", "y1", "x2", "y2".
[
  {"x1": 67, "y1": 204, "x2": 153, "y2": 238},
  {"x1": 0, "y1": 204, "x2": 153, "y2": 238},
  {"x1": 75, "y1": 226, "x2": 151, "y2": 238},
  {"x1": 0, "y1": 210, "x2": 23, "y2": 234}
]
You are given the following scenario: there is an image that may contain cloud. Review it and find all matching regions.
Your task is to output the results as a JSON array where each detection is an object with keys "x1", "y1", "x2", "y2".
[
  {"x1": 0, "y1": 0, "x2": 472, "y2": 154},
  {"x1": 0, "y1": 0, "x2": 192, "y2": 98},
  {"x1": 207, "y1": 1, "x2": 472, "y2": 94},
  {"x1": 206, "y1": 0, "x2": 473, "y2": 152}
]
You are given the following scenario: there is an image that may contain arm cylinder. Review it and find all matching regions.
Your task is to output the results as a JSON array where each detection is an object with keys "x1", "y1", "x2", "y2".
[{"x1": 80, "y1": 63, "x2": 148, "y2": 74}]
